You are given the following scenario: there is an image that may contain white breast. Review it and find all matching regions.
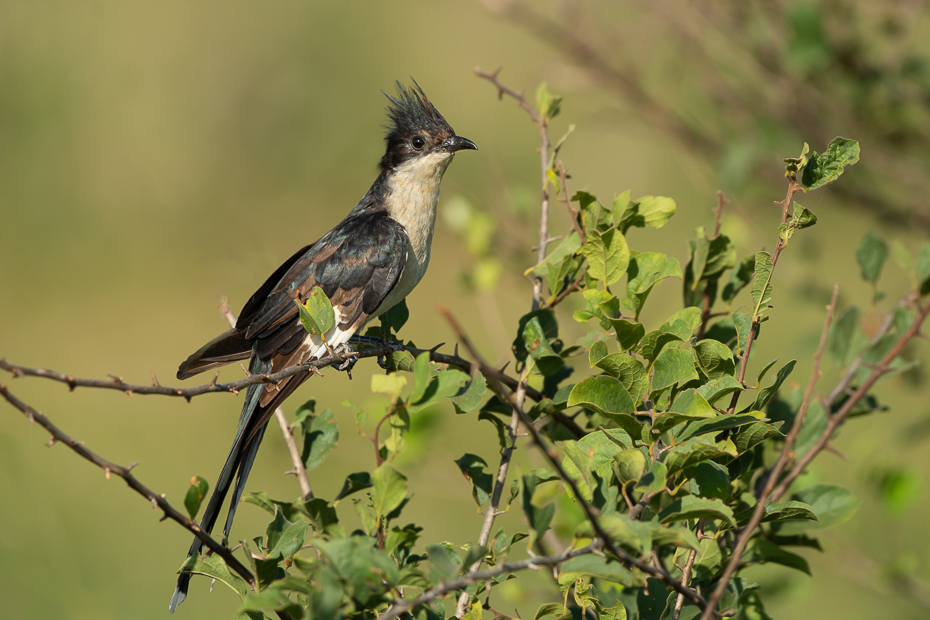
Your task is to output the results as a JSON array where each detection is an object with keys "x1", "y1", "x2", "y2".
[{"x1": 370, "y1": 151, "x2": 454, "y2": 318}]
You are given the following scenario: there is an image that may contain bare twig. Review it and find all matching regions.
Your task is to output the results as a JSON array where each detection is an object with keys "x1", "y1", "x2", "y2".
[
  {"x1": 438, "y1": 305, "x2": 714, "y2": 616},
  {"x1": 673, "y1": 519, "x2": 705, "y2": 620},
  {"x1": 772, "y1": 294, "x2": 930, "y2": 502},
  {"x1": 475, "y1": 66, "x2": 552, "y2": 311},
  {"x1": 0, "y1": 383, "x2": 256, "y2": 590},
  {"x1": 379, "y1": 541, "x2": 603, "y2": 620},
  {"x1": 699, "y1": 284, "x2": 839, "y2": 619},
  {"x1": 221, "y1": 303, "x2": 313, "y2": 501}
]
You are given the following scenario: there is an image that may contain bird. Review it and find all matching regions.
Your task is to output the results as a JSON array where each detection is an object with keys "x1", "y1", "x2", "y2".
[{"x1": 168, "y1": 81, "x2": 476, "y2": 612}]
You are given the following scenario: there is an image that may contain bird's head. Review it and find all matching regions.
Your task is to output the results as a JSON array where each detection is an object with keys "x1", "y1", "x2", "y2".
[{"x1": 380, "y1": 81, "x2": 477, "y2": 173}]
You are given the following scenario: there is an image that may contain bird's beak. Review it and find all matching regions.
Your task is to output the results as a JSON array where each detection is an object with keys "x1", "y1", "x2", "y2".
[{"x1": 443, "y1": 136, "x2": 478, "y2": 152}]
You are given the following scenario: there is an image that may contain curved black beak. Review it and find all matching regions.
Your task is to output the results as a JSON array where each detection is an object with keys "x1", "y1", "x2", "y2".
[{"x1": 443, "y1": 135, "x2": 478, "y2": 152}]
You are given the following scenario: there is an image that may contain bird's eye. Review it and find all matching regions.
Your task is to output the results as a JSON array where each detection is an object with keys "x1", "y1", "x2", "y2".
[{"x1": 411, "y1": 136, "x2": 426, "y2": 150}]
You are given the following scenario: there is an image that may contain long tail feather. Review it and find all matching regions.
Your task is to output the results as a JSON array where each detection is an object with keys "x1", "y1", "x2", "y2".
[{"x1": 177, "y1": 328, "x2": 251, "y2": 380}]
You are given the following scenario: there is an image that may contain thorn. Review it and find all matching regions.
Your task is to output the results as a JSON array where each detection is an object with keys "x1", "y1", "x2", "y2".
[
  {"x1": 239, "y1": 364, "x2": 252, "y2": 377},
  {"x1": 184, "y1": 396, "x2": 192, "y2": 404},
  {"x1": 127, "y1": 461, "x2": 140, "y2": 471},
  {"x1": 67, "y1": 378, "x2": 76, "y2": 392},
  {"x1": 210, "y1": 371, "x2": 220, "y2": 387},
  {"x1": 108, "y1": 374, "x2": 124, "y2": 384},
  {"x1": 159, "y1": 513, "x2": 169, "y2": 522},
  {"x1": 150, "y1": 371, "x2": 160, "y2": 387},
  {"x1": 231, "y1": 389, "x2": 239, "y2": 396},
  {"x1": 46, "y1": 435, "x2": 57, "y2": 447},
  {"x1": 454, "y1": 343, "x2": 459, "y2": 358},
  {"x1": 499, "y1": 361, "x2": 511, "y2": 373},
  {"x1": 823, "y1": 444, "x2": 848, "y2": 461},
  {"x1": 308, "y1": 366, "x2": 325, "y2": 378},
  {"x1": 429, "y1": 342, "x2": 445, "y2": 355}
]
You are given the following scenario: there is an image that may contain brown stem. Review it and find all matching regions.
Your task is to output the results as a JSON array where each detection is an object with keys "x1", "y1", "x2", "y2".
[
  {"x1": 0, "y1": 384, "x2": 256, "y2": 590},
  {"x1": 673, "y1": 519, "x2": 706, "y2": 620},
  {"x1": 699, "y1": 284, "x2": 839, "y2": 619}
]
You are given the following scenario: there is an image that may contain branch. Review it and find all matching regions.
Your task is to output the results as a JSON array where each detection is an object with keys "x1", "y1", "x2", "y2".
[
  {"x1": 772, "y1": 293, "x2": 930, "y2": 502},
  {"x1": 438, "y1": 305, "x2": 715, "y2": 616},
  {"x1": 699, "y1": 284, "x2": 839, "y2": 619},
  {"x1": 220, "y1": 302, "x2": 313, "y2": 501},
  {"x1": 475, "y1": 66, "x2": 552, "y2": 311},
  {"x1": 379, "y1": 541, "x2": 604, "y2": 620},
  {"x1": 0, "y1": 383, "x2": 256, "y2": 590},
  {"x1": 0, "y1": 344, "x2": 584, "y2": 440}
]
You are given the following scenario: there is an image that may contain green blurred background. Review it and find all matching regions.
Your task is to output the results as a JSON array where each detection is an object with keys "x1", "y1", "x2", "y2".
[{"x1": 2, "y1": 1, "x2": 930, "y2": 618}]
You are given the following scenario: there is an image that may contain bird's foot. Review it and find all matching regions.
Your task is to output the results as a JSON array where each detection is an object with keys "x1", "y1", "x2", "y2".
[
  {"x1": 333, "y1": 343, "x2": 359, "y2": 378},
  {"x1": 376, "y1": 337, "x2": 407, "y2": 370}
]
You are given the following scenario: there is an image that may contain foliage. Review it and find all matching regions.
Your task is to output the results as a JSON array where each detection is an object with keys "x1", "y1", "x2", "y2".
[{"x1": 173, "y1": 90, "x2": 926, "y2": 618}]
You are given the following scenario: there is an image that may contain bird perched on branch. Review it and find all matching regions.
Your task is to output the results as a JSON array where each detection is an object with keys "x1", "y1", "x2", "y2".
[{"x1": 168, "y1": 81, "x2": 476, "y2": 612}]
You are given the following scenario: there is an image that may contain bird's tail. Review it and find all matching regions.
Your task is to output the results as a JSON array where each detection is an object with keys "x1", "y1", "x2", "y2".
[
  {"x1": 169, "y1": 353, "x2": 310, "y2": 613},
  {"x1": 177, "y1": 327, "x2": 252, "y2": 380}
]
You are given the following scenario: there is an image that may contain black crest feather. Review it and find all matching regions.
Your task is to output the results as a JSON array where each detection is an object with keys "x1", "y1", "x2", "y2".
[{"x1": 379, "y1": 81, "x2": 455, "y2": 170}]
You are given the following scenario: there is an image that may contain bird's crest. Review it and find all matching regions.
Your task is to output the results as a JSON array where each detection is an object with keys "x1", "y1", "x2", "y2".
[{"x1": 382, "y1": 80, "x2": 453, "y2": 146}]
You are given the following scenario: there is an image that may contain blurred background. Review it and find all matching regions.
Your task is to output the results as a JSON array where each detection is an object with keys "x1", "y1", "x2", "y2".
[{"x1": 2, "y1": 1, "x2": 929, "y2": 618}]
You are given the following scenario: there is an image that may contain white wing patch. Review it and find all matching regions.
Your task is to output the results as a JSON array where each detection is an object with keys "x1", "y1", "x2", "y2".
[{"x1": 305, "y1": 306, "x2": 355, "y2": 359}]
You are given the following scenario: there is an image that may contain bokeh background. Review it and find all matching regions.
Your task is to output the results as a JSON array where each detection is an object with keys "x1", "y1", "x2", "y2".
[{"x1": 2, "y1": 1, "x2": 930, "y2": 618}]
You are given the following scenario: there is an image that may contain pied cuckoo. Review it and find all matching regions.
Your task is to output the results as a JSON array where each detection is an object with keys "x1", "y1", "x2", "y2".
[{"x1": 168, "y1": 82, "x2": 476, "y2": 612}]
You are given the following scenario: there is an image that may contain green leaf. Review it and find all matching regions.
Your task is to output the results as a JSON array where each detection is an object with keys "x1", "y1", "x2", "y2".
[
  {"x1": 652, "y1": 390, "x2": 716, "y2": 435},
  {"x1": 265, "y1": 507, "x2": 308, "y2": 558},
  {"x1": 665, "y1": 437, "x2": 736, "y2": 476},
  {"x1": 635, "y1": 460, "x2": 667, "y2": 493},
  {"x1": 179, "y1": 553, "x2": 248, "y2": 598},
  {"x1": 294, "y1": 286, "x2": 335, "y2": 336},
  {"x1": 751, "y1": 252, "x2": 774, "y2": 321},
  {"x1": 535, "y1": 82, "x2": 562, "y2": 120},
  {"x1": 522, "y1": 472, "x2": 555, "y2": 543},
  {"x1": 613, "y1": 448, "x2": 647, "y2": 484},
  {"x1": 298, "y1": 404, "x2": 338, "y2": 471},
  {"x1": 784, "y1": 142, "x2": 810, "y2": 176},
  {"x1": 693, "y1": 339, "x2": 736, "y2": 380},
  {"x1": 856, "y1": 230, "x2": 889, "y2": 286},
  {"x1": 695, "y1": 376, "x2": 743, "y2": 405},
  {"x1": 635, "y1": 330, "x2": 682, "y2": 365},
  {"x1": 455, "y1": 454, "x2": 494, "y2": 506},
  {"x1": 689, "y1": 461, "x2": 731, "y2": 501},
  {"x1": 722, "y1": 255, "x2": 756, "y2": 303},
  {"x1": 747, "y1": 360, "x2": 796, "y2": 412},
  {"x1": 678, "y1": 412, "x2": 765, "y2": 442},
  {"x1": 534, "y1": 602, "x2": 569, "y2": 620},
  {"x1": 594, "y1": 353, "x2": 649, "y2": 406},
  {"x1": 449, "y1": 375, "x2": 487, "y2": 414},
  {"x1": 410, "y1": 352, "x2": 433, "y2": 403},
  {"x1": 828, "y1": 306, "x2": 865, "y2": 368},
  {"x1": 333, "y1": 472, "x2": 373, "y2": 503},
  {"x1": 559, "y1": 554, "x2": 633, "y2": 587},
  {"x1": 733, "y1": 307, "x2": 752, "y2": 357},
  {"x1": 522, "y1": 315, "x2": 564, "y2": 376},
  {"x1": 575, "y1": 190, "x2": 613, "y2": 232},
  {"x1": 568, "y1": 376, "x2": 642, "y2": 438},
  {"x1": 609, "y1": 318, "x2": 646, "y2": 351},
  {"x1": 615, "y1": 195, "x2": 677, "y2": 233},
  {"x1": 622, "y1": 252, "x2": 682, "y2": 318},
  {"x1": 691, "y1": 230, "x2": 736, "y2": 286},
  {"x1": 661, "y1": 307, "x2": 703, "y2": 338},
  {"x1": 409, "y1": 368, "x2": 471, "y2": 413},
  {"x1": 371, "y1": 463, "x2": 408, "y2": 521},
  {"x1": 916, "y1": 244, "x2": 930, "y2": 296},
  {"x1": 588, "y1": 340, "x2": 609, "y2": 366},
  {"x1": 651, "y1": 346, "x2": 699, "y2": 392},
  {"x1": 733, "y1": 421, "x2": 784, "y2": 454},
  {"x1": 658, "y1": 496, "x2": 736, "y2": 528},
  {"x1": 184, "y1": 475, "x2": 209, "y2": 519},
  {"x1": 380, "y1": 298, "x2": 409, "y2": 336},
  {"x1": 777, "y1": 484, "x2": 860, "y2": 534},
  {"x1": 579, "y1": 228, "x2": 630, "y2": 287},
  {"x1": 371, "y1": 374, "x2": 407, "y2": 400},
  {"x1": 725, "y1": 501, "x2": 818, "y2": 531},
  {"x1": 746, "y1": 539, "x2": 811, "y2": 575},
  {"x1": 799, "y1": 137, "x2": 860, "y2": 190},
  {"x1": 239, "y1": 587, "x2": 303, "y2": 619}
]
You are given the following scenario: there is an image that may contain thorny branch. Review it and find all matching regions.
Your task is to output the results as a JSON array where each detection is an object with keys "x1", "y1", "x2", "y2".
[
  {"x1": 0, "y1": 383, "x2": 256, "y2": 590},
  {"x1": 0, "y1": 343, "x2": 585, "y2": 440},
  {"x1": 475, "y1": 66, "x2": 552, "y2": 312},
  {"x1": 438, "y1": 306, "x2": 717, "y2": 617},
  {"x1": 699, "y1": 284, "x2": 840, "y2": 620}
]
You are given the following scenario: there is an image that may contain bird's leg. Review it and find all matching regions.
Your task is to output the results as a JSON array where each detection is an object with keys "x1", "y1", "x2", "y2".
[{"x1": 333, "y1": 342, "x2": 359, "y2": 378}]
